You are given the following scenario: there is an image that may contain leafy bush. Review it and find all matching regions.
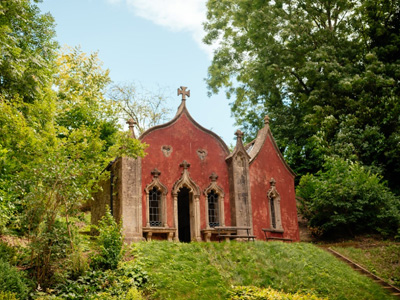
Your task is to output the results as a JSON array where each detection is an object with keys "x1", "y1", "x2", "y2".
[
  {"x1": 50, "y1": 263, "x2": 148, "y2": 299},
  {"x1": 297, "y1": 157, "x2": 400, "y2": 237},
  {"x1": 0, "y1": 241, "x2": 17, "y2": 264},
  {"x1": 0, "y1": 259, "x2": 30, "y2": 300},
  {"x1": 0, "y1": 291, "x2": 18, "y2": 300},
  {"x1": 230, "y1": 286, "x2": 326, "y2": 300},
  {"x1": 91, "y1": 208, "x2": 123, "y2": 270}
]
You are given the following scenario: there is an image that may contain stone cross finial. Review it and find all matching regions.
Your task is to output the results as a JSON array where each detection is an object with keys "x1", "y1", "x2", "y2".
[
  {"x1": 126, "y1": 118, "x2": 136, "y2": 138},
  {"x1": 180, "y1": 160, "x2": 191, "y2": 170},
  {"x1": 209, "y1": 172, "x2": 218, "y2": 182},
  {"x1": 235, "y1": 129, "x2": 244, "y2": 140},
  {"x1": 270, "y1": 178, "x2": 276, "y2": 186},
  {"x1": 151, "y1": 168, "x2": 161, "y2": 178},
  {"x1": 264, "y1": 115, "x2": 270, "y2": 125},
  {"x1": 177, "y1": 86, "x2": 190, "y2": 101}
]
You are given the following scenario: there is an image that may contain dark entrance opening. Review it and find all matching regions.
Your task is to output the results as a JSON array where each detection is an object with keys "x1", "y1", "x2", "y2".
[{"x1": 178, "y1": 187, "x2": 191, "y2": 242}]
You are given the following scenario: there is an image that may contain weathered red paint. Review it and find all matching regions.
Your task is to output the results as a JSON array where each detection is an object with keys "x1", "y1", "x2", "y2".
[
  {"x1": 140, "y1": 110, "x2": 231, "y2": 229},
  {"x1": 249, "y1": 133, "x2": 300, "y2": 241}
]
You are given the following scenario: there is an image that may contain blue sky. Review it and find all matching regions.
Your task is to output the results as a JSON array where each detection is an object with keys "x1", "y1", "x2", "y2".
[{"x1": 38, "y1": 0, "x2": 236, "y2": 145}]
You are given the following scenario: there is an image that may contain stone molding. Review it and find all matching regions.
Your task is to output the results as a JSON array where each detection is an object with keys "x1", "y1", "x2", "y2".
[
  {"x1": 267, "y1": 178, "x2": 283, "y2": 230},
  {"x1": 203, "y1": 172, "x2": 225, "y2": 229},
  {"x1": 144, "y1": 168, "x2": 168, "y2": 228},
  {"x1": 172, "y1": 160, "x2": 201, "y2": 241}
]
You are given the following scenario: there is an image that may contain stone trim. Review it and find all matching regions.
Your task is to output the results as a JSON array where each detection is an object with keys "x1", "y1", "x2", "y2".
[
  {"x1": 267, "y1": 178, "x2": 283, "y2": 230},
  {"x1": 172, "y1": 161, "x2": 201, "y2": 241},
  {"x1": 145, "y1": 168, "x2": 168, "y2": 228},
  {"x1": 139, "y1": 100, "x2": 230, "y2": 155},
  {"x1": 204, "y1": 172, "x2": 225, "y2": 229},
  {"x1": 247, "y1": 115, "x2": 296, "y2": 177}
]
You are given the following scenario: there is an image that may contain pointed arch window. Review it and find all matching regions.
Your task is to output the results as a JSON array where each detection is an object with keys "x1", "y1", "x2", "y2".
[
  {"x1": 149, "y1": 187, "x2": 162, "y2": 227},
  {"x1": 207, "y1": 190, "x2": 219, "y2": 227},
  {"x1": 204, "y1": 172, "x2": 225, "y2": 229},
  {"x1": 145, "y1": 168, "x2": 168, "y2": 228}
]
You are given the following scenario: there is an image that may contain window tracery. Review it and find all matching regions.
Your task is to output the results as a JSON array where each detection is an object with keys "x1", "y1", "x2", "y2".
[
  {"x1": 204, "y1": 172, "x2": 225, "y2": 228},
  {"x1": 145, "y1": 168, "x2": 168, "y2": 227}
]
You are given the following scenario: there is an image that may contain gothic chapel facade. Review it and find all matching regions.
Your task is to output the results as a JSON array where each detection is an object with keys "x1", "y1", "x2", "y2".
[{"x1": 92, "y1": 87, "x2": 300, "y2": 242}]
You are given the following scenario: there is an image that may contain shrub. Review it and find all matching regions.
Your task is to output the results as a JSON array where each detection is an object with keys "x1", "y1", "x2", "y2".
[
  {"x1": 297, "y1": 157, "x2": 400, "y2": 237},
  {"x1": 90, "y1": 208, "x2": 123, "y2": 270},
  {"x1": 230, "y1": 286, "x2": 326, "y2": 300},
  {"x1": 125, "y1": 287, "x2": 144, "y2": 300},
  {"x1": 0, "y1": 259, "x2": 30, "y2": 300},
  {"x1": 0, "y1": 292, "x2": 18, "y2": 300},
  {"x1": 50, "y1": 263, "x2": 148, "y2": 299}
]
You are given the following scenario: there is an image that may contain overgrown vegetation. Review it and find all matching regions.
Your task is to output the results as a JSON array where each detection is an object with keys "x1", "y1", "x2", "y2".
[
  {"x1": 332, "y1": 242, "x2": 400, "y2": 288},
  {"x1": 297, "y1": 157, "x2": 400, "y2": 238},
  {"x1": 229, "y1": 286, "x2": 326, "y2": 300},
  {"x1": 132, "y1": 241, "x2": 396, "y2": 300}
]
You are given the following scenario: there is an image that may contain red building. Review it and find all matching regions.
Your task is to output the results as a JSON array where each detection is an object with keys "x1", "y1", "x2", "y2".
[{"x1": 92, "y1": 87, "x2": 299, "y2": 242}]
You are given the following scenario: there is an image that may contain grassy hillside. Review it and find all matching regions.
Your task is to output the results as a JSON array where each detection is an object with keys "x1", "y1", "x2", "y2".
[{"x1": 131, "y1": 241, "x2": 396, "y2": 300}]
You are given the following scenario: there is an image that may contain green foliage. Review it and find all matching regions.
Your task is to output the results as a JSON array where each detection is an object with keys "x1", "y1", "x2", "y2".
[
  {"x1": 133, "y1": 241, "x2": 393, "y2": 300},
  {"x1": 50, "y1": 263, "x2": 148, "y2": 300},
  {"x1": 297, "y1": 157, "x2": 400, "y2": 237},
  {"x1": 0, "y1": 0, "x2": 58, "y2": 103},
  {"x1": 333, "y1": 243, "x2": 400, "y2": 288},
  {"x1": 0, "y1": 292, "x2": 18, "y2": 300},
  {"x1": 204, "y1": 0, "x2": 400, "y2": 192},
  {"x1": 91, "y1": 209, "x2": 123, "y2": 270},
  {"x1": 230, "y1": 286, "x2": 326, "y2": 300},
  {"x1": 0, "y1": 259, "x2": 30, "y2": 300}
]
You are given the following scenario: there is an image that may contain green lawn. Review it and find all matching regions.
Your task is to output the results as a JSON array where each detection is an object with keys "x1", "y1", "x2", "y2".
[
  {"x1": 332, "y1": 242, "x2": 400, "y2": 288},
  {"x1": 131, "y1": 241, "x2": 396, "y2": 300}
]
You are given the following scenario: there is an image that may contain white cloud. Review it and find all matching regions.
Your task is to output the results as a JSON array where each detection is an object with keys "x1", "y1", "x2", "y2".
[{"x1": 107, "y1": 0, "x2": 214, "y2": 57}]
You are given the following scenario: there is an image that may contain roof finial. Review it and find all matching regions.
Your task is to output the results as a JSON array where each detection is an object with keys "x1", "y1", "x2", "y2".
[
  {"x1": 209, "y1": 172, "x2": 218, "y2": 182},
  {"x1": 151, "y1": 168, "x2": 161, "y2": 178},
  {"x1": 126, "y1": 118, "x2": 136, "y2": 138},
  {"x1": 180, "y1": 160, "x2": 191, "y2": 170},
  {"x1": 235, "y1": 129, "x2": 244, "y2": 141},
  {"x1": 264, "y1": 115, "x2": 270, "y2": 125},
  {"x1": 177, "y1": 86, "x2": 190, "y2": 101}
]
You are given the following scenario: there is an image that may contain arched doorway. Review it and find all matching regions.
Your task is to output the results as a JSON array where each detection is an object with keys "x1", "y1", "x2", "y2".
[
  {"x1": 177, "y1": 187, "x2": 191, "y2": 242},
  {"x1": 172, "y1": 160, "x2": 201, "y2": 242}
]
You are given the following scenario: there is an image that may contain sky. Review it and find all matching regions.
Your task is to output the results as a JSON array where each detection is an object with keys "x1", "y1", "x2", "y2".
[{"x1": 38, "y1": 0, "x2": 236, "y2": 145}]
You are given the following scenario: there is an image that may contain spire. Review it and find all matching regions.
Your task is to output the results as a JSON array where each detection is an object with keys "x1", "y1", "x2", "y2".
[
  {"x1": 235, "y1": 129, "x2": 244, "y2": 142},
  {"x1": 264, "y1": 115, "x2": 270, "y2": 125},
  {"x1": 126, "y1": 118, "x2": 136, "y2": 138}
]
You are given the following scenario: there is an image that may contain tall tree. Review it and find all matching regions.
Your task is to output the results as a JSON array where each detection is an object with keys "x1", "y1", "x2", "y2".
[
  {"x1": 204, "y1": 0, "x2": 400, "y2": 192},
  {"x1": 0, "y1": 0, "x2": 58, "y2": 103},
  {"x1": 108, "y1": 83, "x2": 172, "y2": 136}
]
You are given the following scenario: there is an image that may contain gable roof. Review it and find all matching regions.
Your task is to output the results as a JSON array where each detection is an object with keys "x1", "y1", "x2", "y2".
[{"x1": 139, "y1": 100, "x2": 230, "y2": 155}]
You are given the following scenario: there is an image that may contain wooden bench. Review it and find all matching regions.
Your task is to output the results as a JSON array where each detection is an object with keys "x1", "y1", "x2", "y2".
[
  {"x1": 215, "y1": 226, "x2": 256, "y2": 242},
  {"x1": 262, "y1": 228, "x2": 292, "y2": 242},
  {"x1": 143, "y1": 227, "x2": 176, "y2": 241}
]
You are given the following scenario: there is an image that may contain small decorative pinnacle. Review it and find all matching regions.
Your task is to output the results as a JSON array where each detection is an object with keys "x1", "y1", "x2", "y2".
[
  {"x1": 270, "y1": 178, "x2": 276, "y2": 186},
  {"x1": 177, "y1": 86, "x2": 190, "y2": 101},
  {"x1": 264, "y1": 115, "x2": 270, "y2": 125},
  {"x1": 151, "y1": 168, "x2": 161, "y2": 178},
  {"x1": 209, "y1": 172, "x2": 218, "y2": 182},
  {"x1": 180, "y1": 160, "x2": 191, "y2": 170},
  {"x1": 235, "y1": 129, "x2": 244, "y2": 140},
  {"x1": 126, "y1": 118, "x2": 136, "y2": 138}
]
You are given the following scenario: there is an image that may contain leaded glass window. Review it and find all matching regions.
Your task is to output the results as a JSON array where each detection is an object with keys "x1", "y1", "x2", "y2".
[
  {"x1": 149, "y1": 187, "x2": 162, "y2": 227},
  {"x1": 270, "y1": 198, "x2": 276, "y2": 228},
  {"x1": 208, "y1": 190, "x2": 219, "y2": 227}
]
